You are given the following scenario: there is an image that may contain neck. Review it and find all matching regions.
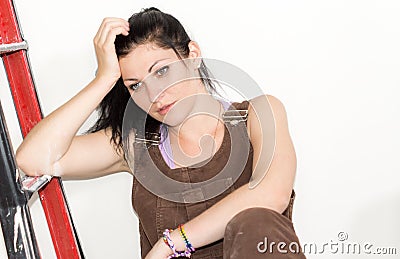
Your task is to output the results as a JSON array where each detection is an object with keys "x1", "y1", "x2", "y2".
[{"x1": 168, "y1": 94, "x2": 224, "y2": 141}]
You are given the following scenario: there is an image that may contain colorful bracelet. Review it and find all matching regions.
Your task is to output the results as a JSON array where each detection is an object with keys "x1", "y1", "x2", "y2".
[
  {"x1": 178, "y1": 224, "x2": 196, "y2": 253},
  {"x1": 163, "y1": 228, "x2": 192, "y2": 258},
  {"x1": 167, "y1": 250, "x2": 191, "y2": 259},
  {"x1": 162, "y1": 229, "x2": 176, "y2": 254}
]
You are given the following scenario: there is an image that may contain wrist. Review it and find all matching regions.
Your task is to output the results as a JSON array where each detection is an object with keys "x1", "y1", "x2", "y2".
[
  {"x1": 92, "y1": 75, "x2": 119, "y2": 91},
  {"x1": 169, "y1": 228, "x2": 187, "y2": 252},
  {"x1": 156, "y1": 238, "x2": 174, "y2": 257},
  {"x1": 161, "y1": 227, "x2": 195, "y2": 258}
]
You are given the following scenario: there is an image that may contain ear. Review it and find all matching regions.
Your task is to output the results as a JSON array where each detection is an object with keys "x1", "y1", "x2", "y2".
[
  {"x1": 187, "y1": 41, "x2": 202, "y2": 69},
  {"x1": 188, "y1": 41, "x2": 201, "y2": 58}
]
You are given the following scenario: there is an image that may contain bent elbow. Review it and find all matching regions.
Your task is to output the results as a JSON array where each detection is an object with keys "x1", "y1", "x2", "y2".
[
  {"x1": 16, "y1": 149, "x2": 37, "y2": 177},
  {"x1": 260, "y1": 195, "x2": 291, "y2": 215},
  {"x1": 15, "y1": 148, "x2": 58, "y2": 177},
  {"x1": 274, "y1": 195, "x2": 292, "y2": 214}
]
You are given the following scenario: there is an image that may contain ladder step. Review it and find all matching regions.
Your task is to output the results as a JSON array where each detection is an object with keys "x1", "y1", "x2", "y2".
[{"x1": 0, "y1": 41, "x2": 28, "y2": 54}]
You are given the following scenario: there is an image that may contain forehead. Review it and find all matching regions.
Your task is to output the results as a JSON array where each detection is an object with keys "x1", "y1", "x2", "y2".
[{"x1": 119, "y1": 44, "x2": 178, "y2": 75}]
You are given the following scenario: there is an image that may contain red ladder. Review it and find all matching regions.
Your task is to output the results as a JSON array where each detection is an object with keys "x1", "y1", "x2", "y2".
[{"x1": 0, "y1": 0, "x2": 84, "y2": 258}]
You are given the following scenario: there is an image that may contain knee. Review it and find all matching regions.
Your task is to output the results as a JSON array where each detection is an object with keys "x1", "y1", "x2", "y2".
[
  {"x1": 224, "y1": 207, "x2": 293, "y2": 237},
  {"x1": 223, "y1": 207, "x2": 303, "y2": 259},
  {"x1": 227, "y1": 207, "x2": 283, "y2": 227}
]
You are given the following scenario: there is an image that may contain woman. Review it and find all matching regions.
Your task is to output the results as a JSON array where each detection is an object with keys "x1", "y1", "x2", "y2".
[{"x1": 16, "y1": 7, "x2": 306, "y2": 259}]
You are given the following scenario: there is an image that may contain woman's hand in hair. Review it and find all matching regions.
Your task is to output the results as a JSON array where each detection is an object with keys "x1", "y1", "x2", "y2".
[{"x1": 93, "y1": 17, "x2": 129, "y2": 87}]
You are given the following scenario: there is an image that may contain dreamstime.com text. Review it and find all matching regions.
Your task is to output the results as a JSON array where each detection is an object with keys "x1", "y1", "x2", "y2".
[{"x1": 257, "y1": 232, "x2": 397, "y2": 255}]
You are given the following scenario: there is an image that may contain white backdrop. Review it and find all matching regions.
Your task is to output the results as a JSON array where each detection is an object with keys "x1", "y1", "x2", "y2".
[{"x1": 1, "y1": 0, "x2": 399, "y2": 258}]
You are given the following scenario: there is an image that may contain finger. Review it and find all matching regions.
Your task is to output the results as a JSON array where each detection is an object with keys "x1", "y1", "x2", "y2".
[
  {"x1": 95, "y1": 19, "x2": 129, "y2": 44},
  {"x1": 97, "y1": 21, "x2": 130, "y2": 46},
  {"x1": 102, "y1": 27, "x2": 130, "y2": 51},
  {"x1": 94, "y1": 18, "x2": 129, "y2": 44},
  {"x1": 94, "y1": 18, "x2": 120, "y2": 41},
  {"x1": 96, "y1": 17, "x2": 129, "y2": 36}
]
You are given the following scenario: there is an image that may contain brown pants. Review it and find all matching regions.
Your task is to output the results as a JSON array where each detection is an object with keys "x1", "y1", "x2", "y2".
[{"x1": 223, "y1": 207, "x2": 306, "y2": 259}]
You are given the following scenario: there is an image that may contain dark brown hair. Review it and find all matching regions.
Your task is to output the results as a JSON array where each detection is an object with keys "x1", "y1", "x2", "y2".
[{"x1": 87, "y1": 7, "x2": 216, "y2": 151}]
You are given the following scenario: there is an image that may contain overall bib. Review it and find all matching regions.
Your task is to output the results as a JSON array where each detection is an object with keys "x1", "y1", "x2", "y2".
[{"x1": 130, "y1": 100, "x2": 305, "y2": 258}]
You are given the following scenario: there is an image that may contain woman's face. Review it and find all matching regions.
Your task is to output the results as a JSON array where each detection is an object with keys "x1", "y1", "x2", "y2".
[{"x1": 119, "y1": 43, "x2": 204, "y2": 126}]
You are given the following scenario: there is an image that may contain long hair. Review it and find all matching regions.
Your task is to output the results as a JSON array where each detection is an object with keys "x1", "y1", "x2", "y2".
[{"x1": 87, "y1": 7, "x2": 217, "y2": 152}]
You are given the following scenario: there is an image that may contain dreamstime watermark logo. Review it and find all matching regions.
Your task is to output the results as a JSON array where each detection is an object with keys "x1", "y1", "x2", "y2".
[
  {"x1": 122, "y1": 58, "x2": 276, "y2": 203},
  {"x1": 257, "y1": 232, "x2": 398, "y2": 255}
]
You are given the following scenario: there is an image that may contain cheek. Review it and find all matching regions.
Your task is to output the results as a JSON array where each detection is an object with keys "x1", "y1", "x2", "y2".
[
  {"x1": 164, "y1": 80, "x2": 194, "y2": 97},
  {"x1": 130, "y1": 92, "x2": 152, "y2": 113}
]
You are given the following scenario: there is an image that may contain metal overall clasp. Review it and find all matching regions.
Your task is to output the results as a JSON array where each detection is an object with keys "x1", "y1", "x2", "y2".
[
  {"x1": 222, "y1": 109, "x2": 248, "y2": 126},
  {"x1": 134, "y1": 132, "x2": 161, "y2": 148}
]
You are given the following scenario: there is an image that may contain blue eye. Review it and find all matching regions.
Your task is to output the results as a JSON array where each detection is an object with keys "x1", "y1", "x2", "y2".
[
  {"x1": 129, "y1": 81, "x2": 142, "y2": 90},
  {"x1": 156, "y1": 66, "x2": 169, "y2": 77}
]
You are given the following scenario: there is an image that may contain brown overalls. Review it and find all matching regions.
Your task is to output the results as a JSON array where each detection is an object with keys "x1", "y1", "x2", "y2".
[{"x1": 131, "y1": 100, "x2": 306, "y2": 258}]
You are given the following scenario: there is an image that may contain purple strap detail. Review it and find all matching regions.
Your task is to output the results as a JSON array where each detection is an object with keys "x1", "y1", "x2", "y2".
[
  {"x1": 159, "y1": 125, "x2": 175, "y2": 169},
  {"x1": 158, "y1": 98, "x2": 232, "y2": 169}
]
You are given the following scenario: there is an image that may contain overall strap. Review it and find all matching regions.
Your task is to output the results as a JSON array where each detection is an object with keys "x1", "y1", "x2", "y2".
[
  {"x1": 222, "y1": 108, "x2": 248, "y2": 126},
  {"x1": 133, "y1": 100, "x2": 251, "y2": 147},
  {"x1": 222, "y1": 100, "x2": 250, "y2": 127}
]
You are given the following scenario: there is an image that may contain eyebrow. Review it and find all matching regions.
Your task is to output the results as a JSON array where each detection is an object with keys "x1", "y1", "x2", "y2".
[{"x1": 123, "y1": 58, "x2": 170, "y2": 82}]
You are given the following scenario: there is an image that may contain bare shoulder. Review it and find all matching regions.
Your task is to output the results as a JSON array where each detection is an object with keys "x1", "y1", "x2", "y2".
[
  {"x1": 248, "y1": 94, "x2": 287, "y2": 117},
  {"x1": 247, "y1": 94, "x2": 289, "y2": 139}
]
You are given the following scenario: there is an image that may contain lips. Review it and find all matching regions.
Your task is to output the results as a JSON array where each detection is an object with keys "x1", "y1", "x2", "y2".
[{"x1": 157, "y1": 101, "x2": 176, "y2": 115}]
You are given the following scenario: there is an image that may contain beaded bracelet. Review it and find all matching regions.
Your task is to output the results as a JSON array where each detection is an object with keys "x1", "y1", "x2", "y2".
[
  {"x1": 163, "y1": 229, "x2": 191, "y2": 258},
  {"x1": 178, "y1": 224, "x2": 196, "y2": 253},
  {"x1": 167, "y1": 250, "x2": 191, "y2": 259},
  {"x1": 162, "y1": 229, "x2": 176, "y2": 254}
]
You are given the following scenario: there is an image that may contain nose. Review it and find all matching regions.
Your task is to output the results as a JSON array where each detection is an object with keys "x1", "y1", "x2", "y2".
[
  {"x1": 146, "y1": 80, "x2": 168, "y2": 103},
  {"x1": 147, "y1": 87, "x2": 165, "y2": 103}
]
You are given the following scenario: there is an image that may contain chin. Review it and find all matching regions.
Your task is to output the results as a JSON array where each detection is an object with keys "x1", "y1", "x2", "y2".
[{"x1": 160, "y1": 110, "x2": 188, "y2": 127}]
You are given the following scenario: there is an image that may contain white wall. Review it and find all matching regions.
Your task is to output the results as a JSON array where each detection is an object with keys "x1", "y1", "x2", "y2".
[{"x1": 1, "y1": 0, "x2": 399, "y2": 258}]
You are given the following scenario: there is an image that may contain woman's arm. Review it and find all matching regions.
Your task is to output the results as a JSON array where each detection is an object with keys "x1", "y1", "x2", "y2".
[
  {"x1": 16, "y1": 18, "x2": 131, "y2": 179},
  {"x1": 147, "y1": 94, "x2": 296, "y2": 258}
]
